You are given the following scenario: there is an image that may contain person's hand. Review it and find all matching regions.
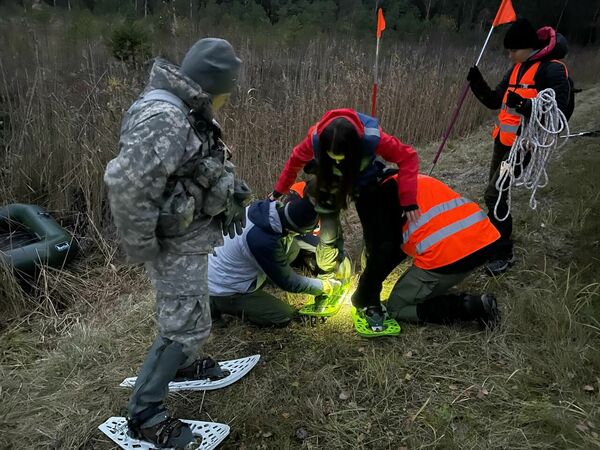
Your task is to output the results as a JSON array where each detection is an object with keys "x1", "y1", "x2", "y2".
[
  {"x1": 321, "y1": 278, "x2": 342, "y2": 296},
  {"x1": 220, "y1": 201, "x2": 245, "y2": 239},
  {"x1": 221, "y1": 179, "x2": 252, "y2": 238},
  {"x1": 506, "y1": 91, "x2": 526, "y2": 109},
  {"x1": 467, "y1": 66, "x2": 483, "y2": 83},
  {"x1": 403, "y1": 205, "x2": 421, "y2": 224},
  {"x1": 506, "y1": 91, "x2": 532, "y2": 117}
]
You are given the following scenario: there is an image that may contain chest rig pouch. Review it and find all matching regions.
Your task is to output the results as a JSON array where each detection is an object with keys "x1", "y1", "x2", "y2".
[{"x1": 143, "y1": 90, "x2": 234, "y2": 237}]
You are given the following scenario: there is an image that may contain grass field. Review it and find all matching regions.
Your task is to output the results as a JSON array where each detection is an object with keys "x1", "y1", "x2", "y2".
[
  {"x1": 1, "y1": 12, "x2": 599, "y2": 449},
  {"x1": 1, "y1": 81, "x2": 599, "y2": 449}
]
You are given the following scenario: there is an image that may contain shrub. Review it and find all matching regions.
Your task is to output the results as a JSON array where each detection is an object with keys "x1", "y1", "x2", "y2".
[{"x1": 108, "y1": 19, "x2": 151, "y2": 64}]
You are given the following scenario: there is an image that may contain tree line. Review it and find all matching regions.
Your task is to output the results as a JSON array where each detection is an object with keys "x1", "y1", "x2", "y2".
[{"x1": 2, "y1": 0, "x2": 598, "y2": 45}]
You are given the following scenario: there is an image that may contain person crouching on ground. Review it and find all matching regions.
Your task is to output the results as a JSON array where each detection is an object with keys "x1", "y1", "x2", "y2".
[
  {"x1": 369, "y1": 174, "x2": 500, "y2": 327},
  {"x1": 268, "y1": 108, "x2": 420, "y2": 331},
  {"x1": 208, "y1": 195, "x2": 340, "y2": 327}
]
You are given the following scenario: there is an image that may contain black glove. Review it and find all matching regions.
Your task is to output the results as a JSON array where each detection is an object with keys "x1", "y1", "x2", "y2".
[
  {"x1": 221, "y1": 180, "x2": 252, "y2": 239},
  {"x1": 506, "y1": 91, "x2": 526, "y2": 108},
  {"x1": 467, "y1": 66, "x2": 483, "y2": 83},
  {"x1": 220, "y1": 202, "x2": 245, "y2": 239},
  {"x1": 506, "y1": 91, "x2": 532, "y2": 117}
]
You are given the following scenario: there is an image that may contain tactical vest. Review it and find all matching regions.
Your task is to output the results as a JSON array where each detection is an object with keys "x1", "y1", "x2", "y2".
[
  {"x1": 401, "y1": 175, "x2": 500, "y2": 270},
  {"x1": 137, "y1": 89, "x2": 234, "y2": 235}
]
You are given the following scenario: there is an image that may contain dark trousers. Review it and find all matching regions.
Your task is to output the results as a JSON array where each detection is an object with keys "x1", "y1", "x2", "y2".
[
  {"x1": 352, "y1": 177, "x2": 405, "y2": 308},
  {"x1": 484, "y1": 138, "x2": 531, "y2": 259},
  {"x1": 209, "y1": 290, "x2": 294, "y2": 327}
]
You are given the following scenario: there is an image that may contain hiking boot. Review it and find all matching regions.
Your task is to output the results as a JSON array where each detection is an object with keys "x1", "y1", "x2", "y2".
[
  {"x1": 174, "y1": 357, "x2": 230, "y2": 382},
  {"x1": 485, "y1": 254, "x2": 517, "y2": 276},
  {"x1": 479, "y1": 294, "x2": 500, "y2": 329},
  {"x1": 363, "y1": 305, "x2": 386, "y2": 332},
  {"x1": 127, "y1": 416, "x2": 198, "y2": 449}
]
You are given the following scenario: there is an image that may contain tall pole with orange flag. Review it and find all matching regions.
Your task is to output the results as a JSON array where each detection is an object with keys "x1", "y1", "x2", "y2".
[
  {"x1": 371, "y1": 6, "x2": 386, "y2": 117},
  {"x1": 429, "y1": 0, "x2": 517, "y2": 174}
]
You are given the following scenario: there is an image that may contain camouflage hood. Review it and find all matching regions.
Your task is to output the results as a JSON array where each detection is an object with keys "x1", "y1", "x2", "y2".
[{"x1": 146, "y1": 58, "x2": 213, "y2": 120}]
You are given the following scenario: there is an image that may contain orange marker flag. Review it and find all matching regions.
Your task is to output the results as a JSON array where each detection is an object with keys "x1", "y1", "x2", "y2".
[
  {"x1": 376, "y1": 7, "x2": 386, "y2": 38},
  {"x1": 492, "y1": 0, "x2": 517, "y2": 27}
]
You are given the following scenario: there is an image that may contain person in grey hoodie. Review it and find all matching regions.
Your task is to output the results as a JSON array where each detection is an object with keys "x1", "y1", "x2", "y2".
[
  {"x1": 104, "y1": 38, "x2": 248, "y2": 449},
  {"x1": 209, "y1": 196, "x2": 340, "y2": 327}
]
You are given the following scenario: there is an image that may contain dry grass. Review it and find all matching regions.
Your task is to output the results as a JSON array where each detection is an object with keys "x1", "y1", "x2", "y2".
[{"x1": 1, "y1": 13, "x2": 600, "y2": 450}]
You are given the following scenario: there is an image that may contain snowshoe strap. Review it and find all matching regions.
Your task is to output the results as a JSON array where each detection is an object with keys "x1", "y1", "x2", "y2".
[
  {"x1": 127, "y1": 405, "x2": 167, "y2": 435},
  {"x1": 176, "y1": 357, "x2": 230, "y2": 381},
  {"x1": 154, "y1": 417, "x2": 187, "y2": 447}
]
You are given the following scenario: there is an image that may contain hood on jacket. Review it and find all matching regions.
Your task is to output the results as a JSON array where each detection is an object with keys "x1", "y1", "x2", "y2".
[
  {"x1": 531, "y1": 27, "x2": 569, "y2": 62},
  {"x1": 247, "y1": 200, "x2": 283, "y2": 235},
  {"x1": 146, "y1": 58, "x2": 212, "y2": 119},
  {"x1": 313, "y1": 109, "x2": 367, "y2": 138}
]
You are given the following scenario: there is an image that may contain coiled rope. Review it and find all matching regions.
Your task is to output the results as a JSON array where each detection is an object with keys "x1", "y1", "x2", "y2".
[{"x1": 494, "y1": 88, "x2": 570, "y2": 221}]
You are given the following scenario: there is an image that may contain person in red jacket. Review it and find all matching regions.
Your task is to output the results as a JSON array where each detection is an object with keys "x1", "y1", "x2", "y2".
[{"x1": 269, "y1": 108, "x2": 420, "y2": 330}]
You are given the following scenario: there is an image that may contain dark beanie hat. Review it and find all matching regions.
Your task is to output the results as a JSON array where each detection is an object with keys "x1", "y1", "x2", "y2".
[
  {"x1": 180, "y1": 38, "x2": 241, "y2": 95},
  {"x1": 278, "y1": 197, "x2": 318, "y2": 233},
  {"x1": 504, "y1": 18, "x2": 540, "y2": 50}
]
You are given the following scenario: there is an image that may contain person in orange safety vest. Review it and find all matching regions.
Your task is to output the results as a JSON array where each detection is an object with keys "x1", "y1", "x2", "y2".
[
  {"x1": 374, "y1": 174, "x2": 501, "y2": 327},
  {"x1": 466, "y1": 18, "x2": 572, "y2": 276}
]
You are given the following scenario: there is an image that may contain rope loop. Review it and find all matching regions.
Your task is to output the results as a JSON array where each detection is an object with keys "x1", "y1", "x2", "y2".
[{"x1": 494, "y1": 88, "x2": 569, "y2": 221}]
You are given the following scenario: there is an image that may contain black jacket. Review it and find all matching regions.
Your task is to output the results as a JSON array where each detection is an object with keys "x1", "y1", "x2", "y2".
[{"x1": 470, "y1": 33, "x2": 571, "y2": 117}]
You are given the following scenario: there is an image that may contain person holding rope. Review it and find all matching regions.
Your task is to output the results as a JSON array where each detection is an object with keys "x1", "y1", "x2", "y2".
[
  {"x1": 467, "y1": 18, "x2": 572, "y2": 275},
  {"x1": 269, "y1": 109, "x2": 420, "y2": 331}
]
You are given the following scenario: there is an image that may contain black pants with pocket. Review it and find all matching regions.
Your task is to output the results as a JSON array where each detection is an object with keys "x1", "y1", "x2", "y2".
[{"x1": 353, "y1": 177, "x2": 405, "y2": 308}]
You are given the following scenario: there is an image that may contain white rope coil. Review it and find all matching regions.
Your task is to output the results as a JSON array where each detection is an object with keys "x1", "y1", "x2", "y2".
[{"x1": 494, "y1": 88, "x2": 570, "y2": 221}]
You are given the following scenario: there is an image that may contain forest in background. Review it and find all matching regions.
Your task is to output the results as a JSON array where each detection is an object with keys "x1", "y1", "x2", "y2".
[{"x1": 1, "y1": 0, "x2": 599, "y2": 45}]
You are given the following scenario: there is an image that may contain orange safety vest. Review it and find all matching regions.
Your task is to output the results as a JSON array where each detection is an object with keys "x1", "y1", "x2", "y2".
[
  {"x1": 493, "y1": 60, "x2": 568, "y2": 146},
  {"x1": 401, "y1": 175, "x2": 500, "y2": 270}
]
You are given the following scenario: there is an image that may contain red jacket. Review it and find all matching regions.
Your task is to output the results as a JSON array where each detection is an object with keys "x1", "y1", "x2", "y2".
[{"x1": 273, "y1": 109, "x2": 419, "y2": 207}]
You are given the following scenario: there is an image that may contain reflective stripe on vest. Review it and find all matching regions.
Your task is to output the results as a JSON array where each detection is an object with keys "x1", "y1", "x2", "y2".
[
  {"x1": 414, "y1": 210, "x2": 488, "y2": 255},
  {"x1": 402, "y1": 197, "x2": 470, "y2": 242},
  {"x1": 499, "y1": 123, "x2": 520, "y2": 133}
]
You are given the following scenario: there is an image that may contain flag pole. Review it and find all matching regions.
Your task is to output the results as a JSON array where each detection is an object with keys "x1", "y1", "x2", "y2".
[
  {"x1": 429, "y1": 0, "x2": 516, "y2": 174},
  {"x1": 429, "y1": 24, "x2": 495, "y2": 175},
  {"x1": 476, "y1": 25, "x2": 495, "y2": 65},
  {"x1": 371, "y1": 6, "x2": 385, "y2": 117},
  {"x1": 371, "y1": 35, "x2": 381, "y2": 116}
]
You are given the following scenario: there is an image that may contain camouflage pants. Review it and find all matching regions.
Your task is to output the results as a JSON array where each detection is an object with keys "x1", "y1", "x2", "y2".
[
  {"x1": 145, "y1": 251, "x2": 212, "y2": 361},
  {"x1": 127, "y1": 251, "x2": 211, "y2": 423}
]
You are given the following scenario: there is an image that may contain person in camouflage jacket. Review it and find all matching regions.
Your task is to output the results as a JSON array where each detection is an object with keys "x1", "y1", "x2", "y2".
[{"x1": 104, "y1": 38, "x2": 249, "y2": 449}]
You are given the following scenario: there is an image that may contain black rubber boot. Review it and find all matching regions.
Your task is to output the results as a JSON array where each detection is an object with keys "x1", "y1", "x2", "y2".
[
  {"x1": 466, "y1": 293, "x2": 500, "y2": 329},
  {"x1": 127, "y1": 408, "x2": 197, "y2": 449},
  {"x1": 127, "y1": 337, "x2": 188, "y2": 420},
  {"x1": 416, "y1": 293, "x2": 499, "y2": 328},
  {"x1": 174, "y1": 357, "x2": 230, "y2": 382}
]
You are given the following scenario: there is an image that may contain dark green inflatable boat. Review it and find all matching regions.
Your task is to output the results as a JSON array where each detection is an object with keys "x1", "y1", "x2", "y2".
[{"x1": 0, "y1": 204, "x2": 78, "y2": 274}]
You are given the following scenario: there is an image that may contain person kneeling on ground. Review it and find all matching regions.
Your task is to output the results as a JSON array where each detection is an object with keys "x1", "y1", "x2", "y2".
[
  {"x1": 208, "y1": 195, "x2": 340, "y2": 327},
  {"x1": 362, "y1": 174, "x2": 501, "y2": 328}
]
